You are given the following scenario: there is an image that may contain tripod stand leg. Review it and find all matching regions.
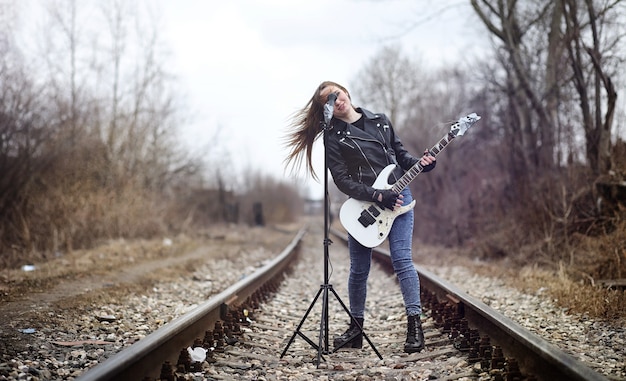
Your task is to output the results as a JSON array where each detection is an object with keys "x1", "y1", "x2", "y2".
[
  {"x1": 317, "y1": 285, "x2": 330, "y2": 365},
  {"x1": 280, "y1": 287, "x2": 325, "y2": 360}
]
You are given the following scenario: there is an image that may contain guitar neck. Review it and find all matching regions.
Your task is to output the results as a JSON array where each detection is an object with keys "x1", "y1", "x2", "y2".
[{"x1": 391, "y1": 131, "x2": 457, "y2": 193}]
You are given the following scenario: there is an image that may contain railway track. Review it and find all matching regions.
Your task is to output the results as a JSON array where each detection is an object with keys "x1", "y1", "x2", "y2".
[{"x1": 77, "y1": 223, "x2": 608, "y2": 381}]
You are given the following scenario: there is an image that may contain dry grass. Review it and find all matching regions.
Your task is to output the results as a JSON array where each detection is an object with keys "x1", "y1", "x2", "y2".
[
  {"x1": 460, "y1": 180, "x2": 626, "y2": 321},
  {"x1": 428, "y1": 248, "x2": 625, "y2": 321},
  {"x1": 516, "y1": 264, "x2": 625, "y2": 320},
  {"x1": 468, "y1": 233, "x2": 625, "y2": 321}
]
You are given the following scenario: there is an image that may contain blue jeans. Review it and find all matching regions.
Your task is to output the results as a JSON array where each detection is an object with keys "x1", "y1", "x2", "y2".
[{"x1": 347, "y1": 188, "x2": 421, "y2": 318}]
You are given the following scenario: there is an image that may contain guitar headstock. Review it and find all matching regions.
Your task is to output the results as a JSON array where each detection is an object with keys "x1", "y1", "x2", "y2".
[{"x1": 451, "y1": 113, "x2": 481, "y2": 137}]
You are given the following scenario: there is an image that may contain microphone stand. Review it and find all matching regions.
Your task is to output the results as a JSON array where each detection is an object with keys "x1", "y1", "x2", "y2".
[{"x1": 280, "y1": 98, "x2": 382, "y2": 366}]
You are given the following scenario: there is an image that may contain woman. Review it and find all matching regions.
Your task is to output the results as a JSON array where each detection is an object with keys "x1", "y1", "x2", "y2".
[{"x1": 284, "y1": 81, "x2": 436, "y2": 353}]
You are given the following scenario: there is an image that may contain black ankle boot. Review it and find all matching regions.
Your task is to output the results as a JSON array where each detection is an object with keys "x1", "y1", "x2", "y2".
[
  {"x1": 404, "y1": 314, "x2": 425, "y2": 353},
  {"x1": 333, "y1": 317, "x2": 364, "y2": 350}
]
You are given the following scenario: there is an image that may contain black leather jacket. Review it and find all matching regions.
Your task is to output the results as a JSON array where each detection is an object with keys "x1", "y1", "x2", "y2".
[{"x1": 324, "y1": 108, "x2": 420, "y2": 201}]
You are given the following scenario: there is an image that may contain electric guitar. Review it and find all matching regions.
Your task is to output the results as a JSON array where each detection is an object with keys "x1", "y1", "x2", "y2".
[{"x1": 339, "y1": 113, "x2": 481, "y2": 248}]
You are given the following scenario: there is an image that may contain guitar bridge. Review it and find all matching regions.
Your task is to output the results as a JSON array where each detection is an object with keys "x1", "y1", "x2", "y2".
[{"x1": 357, "y1": 205, "x2": 381, "y2": 227}]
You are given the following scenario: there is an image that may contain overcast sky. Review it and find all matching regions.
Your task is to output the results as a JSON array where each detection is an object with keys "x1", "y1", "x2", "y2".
[{"x1": 159, "y1": 0, "x2": 487, "y2": 197}]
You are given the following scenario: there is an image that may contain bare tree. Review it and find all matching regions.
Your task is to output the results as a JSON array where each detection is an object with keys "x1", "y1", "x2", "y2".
[
  {"x1": 466, "y1": 0, "x2": 626, "y2": 273},
  {"x1": 350, "y1": 45, "x2": 427, "y2": 129},
  {"x1": 471, "y1": 0, "x2": 562, "y2": 179},
  {"x1": 562, "y1": 0, "x2": 620, "y2": 174},
  {"x1": 97, "y1": 1, "x2": 197, "y2": 191},
  {"x1": 0, "y1": 45, "x2": 52, "y2": 253},
  {"x1": 38, "y1": 0, "x2": 100, "y2": 148},
  {"x1": 471, "y1": 0, "x2": 623, "y2": 177},
  {"x1": 0, "y1": 0, "x2": 205, "y2": 259}
]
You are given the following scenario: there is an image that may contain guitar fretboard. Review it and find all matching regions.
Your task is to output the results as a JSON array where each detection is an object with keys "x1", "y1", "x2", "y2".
[{"x1": 391, "y1": 130, "x2": 457, "y2": 193}]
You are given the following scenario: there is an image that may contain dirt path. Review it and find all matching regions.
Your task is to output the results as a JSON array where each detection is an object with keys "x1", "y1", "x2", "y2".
[
  {"x1": 0, "y1": 224, "x2": 300, "y2": 356},
  {"x1": 3, "y1": 244, "x2": 214, "y2": 311}
]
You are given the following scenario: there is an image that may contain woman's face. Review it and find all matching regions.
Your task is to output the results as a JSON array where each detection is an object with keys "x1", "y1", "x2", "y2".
[{"x1": 320, "y1": 85, "x2": 352, "y2": 119}]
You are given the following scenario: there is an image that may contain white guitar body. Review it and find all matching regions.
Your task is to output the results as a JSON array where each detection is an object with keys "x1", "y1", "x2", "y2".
[
  {"x1": 339, "y1": 164, "x2": 416, "y2": 248},
  {"x1": 338, "y1": 113, "x2": 481, "y2": 248}
]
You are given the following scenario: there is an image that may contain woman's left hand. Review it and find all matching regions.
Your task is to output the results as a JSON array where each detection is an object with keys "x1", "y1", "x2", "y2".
[{"x1": 420, "y1": 150, "x2": 436, "y2": 171}]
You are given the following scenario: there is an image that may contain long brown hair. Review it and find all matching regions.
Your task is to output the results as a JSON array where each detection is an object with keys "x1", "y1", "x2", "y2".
[{"x1": 283, "y1": 81, "x2": 351, "y2": 180}]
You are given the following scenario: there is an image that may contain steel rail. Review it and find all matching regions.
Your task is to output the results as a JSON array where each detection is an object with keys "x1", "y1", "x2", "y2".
[
  {"x1": 330, "y1": 228, "x2": 608, "y2": 381},
  {"x1": 77, "y1": 226, "x2": 306, "y2": 381}
]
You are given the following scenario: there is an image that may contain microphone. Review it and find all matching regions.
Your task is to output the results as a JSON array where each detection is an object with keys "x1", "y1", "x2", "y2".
[{"x1": 323, "y1": 92, "x2": 337, "y2": 125}]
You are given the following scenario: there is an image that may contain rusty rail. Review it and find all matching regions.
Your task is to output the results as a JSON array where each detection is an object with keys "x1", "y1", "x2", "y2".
[{"x1": 77, "y1": 227, "x2": 306, "y2": 381}]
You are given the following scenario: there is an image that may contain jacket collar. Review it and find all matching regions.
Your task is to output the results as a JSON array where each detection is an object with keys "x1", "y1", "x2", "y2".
[
  {"x1": 358, "y1": 108, "x2": 382, "y2": 121},
  {"x1": 332, "y1": 108, "x2": 383, "y2": 133}
]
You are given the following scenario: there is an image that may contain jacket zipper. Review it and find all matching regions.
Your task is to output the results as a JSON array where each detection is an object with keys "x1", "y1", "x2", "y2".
[{"x1": 348, "y1": 135, "x2": 388, "y2": 178}]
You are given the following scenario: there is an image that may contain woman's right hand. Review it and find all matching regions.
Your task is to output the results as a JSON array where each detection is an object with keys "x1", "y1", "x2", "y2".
[{"x1": 373, "y1": 189, "x2": 402, "y2": 210}]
